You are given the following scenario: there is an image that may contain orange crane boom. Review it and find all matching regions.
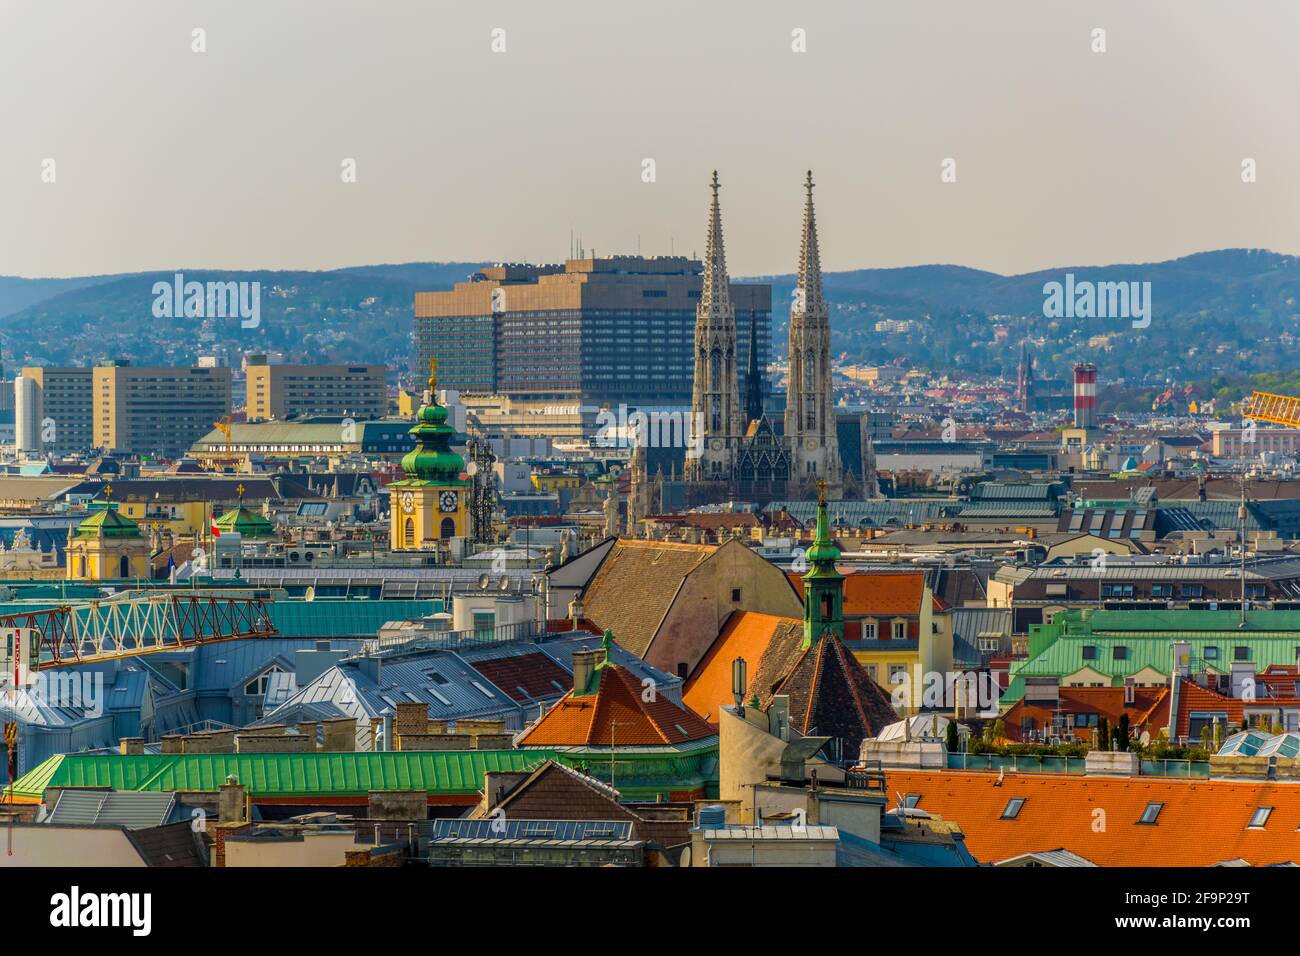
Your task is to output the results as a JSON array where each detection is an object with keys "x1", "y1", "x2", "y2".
[{"x1": 1245, "y1": 391, "x2": 1300, "y2": 429}]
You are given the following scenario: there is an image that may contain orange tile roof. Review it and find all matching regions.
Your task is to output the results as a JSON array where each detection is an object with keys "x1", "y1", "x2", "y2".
[
  {"x1": 886, "y1": 770, "x2": 1300, "y2": 866},
  {"x1": 683, "y1": 611, "x2": 796, "y2": 722},
  {"x1": 786, "y1": 570, "x2": 926, "y2": 617},
  {"x1": 517, "y1": 663, "x2": 717, "y2": 747}
]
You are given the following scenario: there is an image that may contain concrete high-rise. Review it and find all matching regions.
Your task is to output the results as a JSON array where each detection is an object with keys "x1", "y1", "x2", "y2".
[{"x1": 414, "y1": 257, "x2": 770, "y2": 404}]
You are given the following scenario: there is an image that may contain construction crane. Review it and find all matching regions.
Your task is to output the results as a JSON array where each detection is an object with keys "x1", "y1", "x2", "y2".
[
  {"x1": 1, "y1": 591, "x2": 277, "y2": 669},
  {"x1": 207, "y1": 415, "x2": 237, "y2": 472},
  {"x1": 1245, "y1": 391, "x2": 1300, "y2": 429},
  {"x1": 1, "y1": 592, "x2": 277, "y2": 792}
]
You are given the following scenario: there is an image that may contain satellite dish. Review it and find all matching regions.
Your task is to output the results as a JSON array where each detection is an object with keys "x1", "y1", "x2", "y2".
[
  {"x1": 477, "y1": 573, "x2": 490, "y2": 590},
  {"x1": 466, "y1": 460, "x2": 479, "y2": 477}
]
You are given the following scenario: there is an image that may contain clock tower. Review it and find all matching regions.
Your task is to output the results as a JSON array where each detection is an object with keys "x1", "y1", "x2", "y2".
[{"x1": 389, "y1": 358, "x2": 470, "y2": 551}]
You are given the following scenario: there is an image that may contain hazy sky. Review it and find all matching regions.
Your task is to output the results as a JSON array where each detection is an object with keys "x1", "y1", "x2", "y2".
[{"x1": 2, "y1": 0, "x2": 1298, "y2": 278}]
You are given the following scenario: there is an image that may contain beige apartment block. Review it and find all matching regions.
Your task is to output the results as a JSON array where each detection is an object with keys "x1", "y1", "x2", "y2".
[
  {"x1": 245, "y1": 358, "x2": 387, "y2": 422},
  {"x1": 17, "y1": 366, "x2": 94, "y2": 453},
  {"x1": 93, "y1": 363, "x2": 232, "y2": 459}
]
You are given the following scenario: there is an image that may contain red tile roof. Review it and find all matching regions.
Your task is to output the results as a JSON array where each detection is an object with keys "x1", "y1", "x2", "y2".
[{"x1": 469, "y1": 652, "x2": 573, "y2": 704}]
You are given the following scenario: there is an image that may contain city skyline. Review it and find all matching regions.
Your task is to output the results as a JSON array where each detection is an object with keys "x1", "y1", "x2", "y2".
[{"x1": 3, "y1": 0, "x2": 1299, "y2": 279}]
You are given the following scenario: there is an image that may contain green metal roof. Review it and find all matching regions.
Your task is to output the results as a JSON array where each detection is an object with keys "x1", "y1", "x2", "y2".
[
  {"x1": 264, "y1": 599, "x2": 439, "y2": 637},
  {"x1": 8, "y1": 745, "x2": 721, "y2": 802},
  {"x1": 8, "y1": 750, "x2": 561, "y2": 801},
  {"x1": 1005, "y1": 609, "x2": 1300, "y2": 704},
  {"x1": 1055, "y1": 608, "x2": 1300, "y2": 634}
]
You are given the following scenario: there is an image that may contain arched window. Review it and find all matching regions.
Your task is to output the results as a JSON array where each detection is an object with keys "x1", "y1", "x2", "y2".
[
  {"x1": 403, "y1": 517, "x2": 415, "y2": 548},
  {"x1": 440, "y1": 517, "x2": 456, "y2": 539},
  {"x1": 119, "y1": 554, "x2": 130, "y2": 578}
]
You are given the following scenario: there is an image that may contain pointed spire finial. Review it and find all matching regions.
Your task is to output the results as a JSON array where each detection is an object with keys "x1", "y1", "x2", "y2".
[
  {"x1": 817, "y1": 478, "x2": 827, "y2": 506},
  {"x1": 710, "y1": 169, "x2": 720, "y2": 193},
  {"x1": 427, "y1": 355, "x2": 438, "y2": 394},
  {"x1": 805, "y1": 169, "x2": 814, "y2": 193}
]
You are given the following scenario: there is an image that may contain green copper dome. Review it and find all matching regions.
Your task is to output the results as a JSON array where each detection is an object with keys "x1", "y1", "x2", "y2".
[
  {"x1": 401, "y1": 359, "x2": 465, "y2": 483},
  {"x1": 72, "y1": 505, "x2": 141, "y2": 540}
]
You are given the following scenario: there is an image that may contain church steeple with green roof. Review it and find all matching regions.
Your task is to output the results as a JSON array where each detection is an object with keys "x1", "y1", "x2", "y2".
[
  {"x1": 802, "y1": 480, "x2": 844, "y2": 648},
  {"x1": 400, "y1": 358, "x2": 465, "y2": 483},
  {"x1": 389, "y1": 357, "x2": 470, "y2": 550}
]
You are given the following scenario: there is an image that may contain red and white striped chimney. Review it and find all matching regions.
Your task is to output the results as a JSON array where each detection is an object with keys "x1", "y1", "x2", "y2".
[{"x1": 1073, "y1": 363, "x2": 1097, "y2": 429}]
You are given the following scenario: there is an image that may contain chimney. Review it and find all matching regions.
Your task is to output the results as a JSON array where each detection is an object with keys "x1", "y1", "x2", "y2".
[
  {"x1": 571, "y1": 649, "x2": 601, "y2": 696},
  {"x1": 1073, "y1": 363, "x2": 1097, "y2": 429},
  {"x1": 119, "y1": 737, "x2": 144, "y2": 756},
  {"x1": 568, "y1": 594, "x2": 584, "y2": 627},
  {"x1": 218, "y1": 776, "x2": 246, "y2": 824}
]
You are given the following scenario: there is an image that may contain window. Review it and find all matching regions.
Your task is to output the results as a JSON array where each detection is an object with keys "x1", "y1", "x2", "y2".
[
  {"x1": 1001, "y1": 798, "x2": 1025, "y2": 819},
  {"x1": 677, "y1": 662, "x2": 688, "y2": 679},
  {"x1": 1138, "y1": 802, "x2": 1164, "y2": 825},
  {"x1": 1204, "y1": 646, "x2": 1219, "y2": 661},
  {"x1": 1113, "y1": 646, "x2": 1128, "y2": 660},
  {"x1": 1234, "y1": 646, "x2": 1250, "y2": 662},
  {"x1": 1182, "y1": 584, "x2": 1203, "y2": 598},
  {"x1": 244, "y1": 665, "x2": 284, "y2": 697},
  {"x1": 1082, "y1": 645, "x2": 1098, "y2": 661},
  {"x1": 862, "y1": 622, "x2": 877, "y2": 640},
  {"x1": 892, "y1": 621, "x2": 907, "y2": 641},
  {"x1": 888, "y1": 664, "x2": 908, "y2": 684},
  {"x1": 1073, "y1": 713, "x2": 1099, "y2": 728},
  {"x1": 1248, "y1": 806, "x2": 1272, "y2": 829},
  {"x1": 1102, "y1": 584, "x2": 1134, "y2": 599},
  {"x1": 902, "y1": 794, "x2": 921, "y2": 809},
  {"x1": 731, "y1": 588, "x2": 741, "y2": 603},
  {"x1": 1151, "y1": 584, "x2": 1172, "y2": 598}
]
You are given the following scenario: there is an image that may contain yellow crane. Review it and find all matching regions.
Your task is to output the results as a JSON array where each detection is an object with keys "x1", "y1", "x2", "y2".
[{"x1": 208, "y1": 416, "x2": 236, "y2": 472}]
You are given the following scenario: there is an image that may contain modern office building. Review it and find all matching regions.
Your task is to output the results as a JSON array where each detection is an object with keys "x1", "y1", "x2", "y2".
[
  {"x1": 16, "y1": 366, "x2": 95, "y2": 454},
  {"x1": 92, "y1": 362, "x2": 232, "y2": 459},
  {"x1": 414, "y1": 256, "x2": 771, "y2": 404},
  {"x1": 244, "y1": 357, "x2": 387, "y2": 422}
]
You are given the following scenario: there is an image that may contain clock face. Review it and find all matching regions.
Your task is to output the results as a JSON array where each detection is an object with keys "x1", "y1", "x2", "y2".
[
  {"x1": 400, "y1": 492, "x2": 415, "y2": 512},
  {"x1": 439, "y1": 490, "x2": 458, "y2": 513}
]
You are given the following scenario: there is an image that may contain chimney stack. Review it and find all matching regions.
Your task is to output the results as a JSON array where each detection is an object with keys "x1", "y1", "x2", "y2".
[
  {"x1": 1073, "y1": 363, "x2": 1098, "y2": 429},
  {"x1": 571, "y1": 649, "x2": 602, "y2": 695}
]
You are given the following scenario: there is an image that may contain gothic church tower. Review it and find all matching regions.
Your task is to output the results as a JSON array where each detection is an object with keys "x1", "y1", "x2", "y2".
[
  {"x1": 785, "y1": 171, "x2": 841, "y2": 492},
  {"x1": 685, "y1": 171, "x2": 743, "y2": 481}
]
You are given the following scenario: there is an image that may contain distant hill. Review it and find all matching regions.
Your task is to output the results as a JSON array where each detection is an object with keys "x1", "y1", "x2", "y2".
[
  {"x1": 0, "y1": 263, "x2": 486, "y2": 374},
  {"x1": 2, "y1": 250, "x2": 1295, "y2": 388},
  {"x1": 754, "y1": 248, "x2": 1300, "y2": 385}
]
